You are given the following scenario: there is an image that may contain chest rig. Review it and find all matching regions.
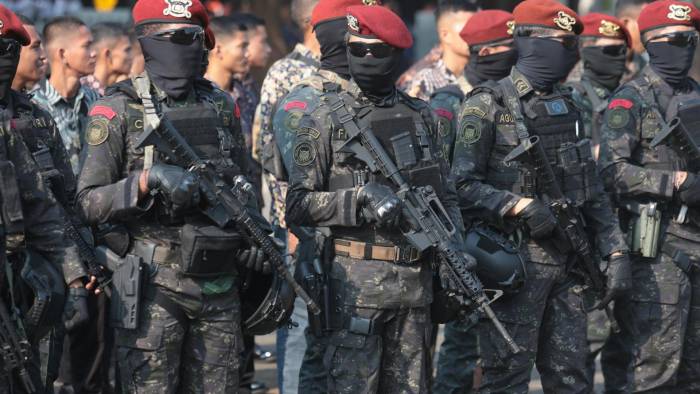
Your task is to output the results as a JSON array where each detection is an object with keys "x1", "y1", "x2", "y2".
[
  {"x1": 324, "y1": 87, "x2": 444, "y2": 197},
  {"x1": 498, "y1": 78, "x2": 598, "y2": 206},
  {"x1": 0, "y1": 109, "x2": 26, "y2": 247}
]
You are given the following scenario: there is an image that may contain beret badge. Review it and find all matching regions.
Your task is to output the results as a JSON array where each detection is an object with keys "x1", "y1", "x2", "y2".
[
  {"x1": 506, "y1": 20, "x2": 515, "y2": 35},
  {"x1": 362, "y1": 0, "x2": 377, "y2": 5},
  {"x1": 553, "y1": 11, "x2": 576, "y2": 32},
  {"x1": 347, "y1": 14, "x2": 360, "y2": 32},
  {"x1": 163, "y1": 0, "x2": 193, "y2": 19},
  {"x1": 599, "y1": 20, "x2": 621, "y2": 37},
  {"x1": 0, "y1": 20, "x2": 3, "y2": 35},
  {"x1": 668, "y1": 4, "x2": 692, "y2": 21}
]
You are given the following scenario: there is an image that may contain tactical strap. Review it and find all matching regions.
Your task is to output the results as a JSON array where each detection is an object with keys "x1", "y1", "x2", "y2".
[
  {"x1": 333, "y1": 239, "x2": 421, "y2": 263},
  {"x1": 581, "y1": 80, "x2": 608, "y2": 114},
  {"x1": 629, "y1": 75, "x2": 671, "y2": 133},
  {"x1": 499, "y1": 77, "x2": 530, "y2": 141}
]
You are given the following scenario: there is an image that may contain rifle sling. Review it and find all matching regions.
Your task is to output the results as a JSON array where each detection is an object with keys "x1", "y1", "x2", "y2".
[
  {"x1": 499, "y1": 77, "x2": 530, "y2": 142},
  {"x1": 581, "y1": 80, "x2": 608, "y2": 114}
]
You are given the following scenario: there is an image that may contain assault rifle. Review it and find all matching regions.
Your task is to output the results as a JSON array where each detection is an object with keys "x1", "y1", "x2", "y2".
[
  {"x1": 64, "y1": 216, "x2": 111, "y2": 295},
  {"x1": 133, "y1": 105, "x2": 321, "y2": 317},
  {"x1": 649, "y1": 117, "x2": 695, "y2": 224},
  {"x1": 504, "y1": 136, "x2": 619, "y2": 331},
  {"x1": 334, "y1": 101, "x2": 520, "y2": 354}
]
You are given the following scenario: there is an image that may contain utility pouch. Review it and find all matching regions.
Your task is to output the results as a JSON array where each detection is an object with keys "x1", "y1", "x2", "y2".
[
  {"x1": 390, "y1": 132, "x2": 418, "y2": 170},
  {"x1": 110, "y1": 253, "x2": 144, "y2": 330},
  {"x1": 0, "y1": 160, "x2": 24, "y2": 243},
  {"x1": 557, "y1": 143, "x2": 586, "y2": 205},
  {"x1": 628, "y1": 203, "x2": 662, "y2": 258},
  {"x1": 179, "y1": 224, "x2": 244, "y2": 276}
]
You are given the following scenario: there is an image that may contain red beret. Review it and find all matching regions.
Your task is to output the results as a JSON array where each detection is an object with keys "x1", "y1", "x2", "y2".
[
  {"x1": 638, "y1": 1, "x2": 700, "y2": 34},
  {"x1": 133, "y1": 0, "x2": 214, "y2": 49},
  {"x1": 460, "y1": 10, "x2": 514, "y2": 47},
  {"x1": 0, "y1": 4, "x2": 30, "y2": 46},
  {"x1": 346, "y1": 5, "x2": 413, "y2": 49},
  {"x1": 512, "y1": 0, "x2": 583, "y2": 35},
  {"x1": 581, "y1": 13, "x2": 631, "y2": 47},
  {"x1": 311, "y1": 0, "x2": 381, "y2": 27}
]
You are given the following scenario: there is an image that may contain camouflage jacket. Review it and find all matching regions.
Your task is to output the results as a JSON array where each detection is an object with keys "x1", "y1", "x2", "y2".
[
  {"x1": 599, "y1": 66, "x2": 700, "y2": 240},
  {"x1": 428, "y1": 77, "x2": 476, "y2": 164},
  {"x1": 283, "y1": 79, "x2": 462, "y2": 308},
  {"x1": 567, "y1": 77, "x2": 613, "y2": 160},
  {"x1": 1, "y1": 93, "x2": 85, "y2": 285},
  {"x1": 452, "y1": 68, "x2": 627, "y2": 261}
]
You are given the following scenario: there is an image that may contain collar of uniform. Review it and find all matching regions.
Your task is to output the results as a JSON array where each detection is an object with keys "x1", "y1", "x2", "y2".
[
  {"x1": 318, "y1": 69, "x2": 351, "y2": 91},
  {"x1": 37, "y1": 78, "x2": 86, "y2": 106},
  {"x1": 581, "y1": 77, "x2": 610, "y2": 98},
  {"x1": 456, "y1": 75, "x2": 473, "y2": 95},
  {"x1": 294, "y1": 43, "x2": 321, "y2": 62},
  {"x1": 508, "y1": 67, "x2": 534, "y2": 98}
]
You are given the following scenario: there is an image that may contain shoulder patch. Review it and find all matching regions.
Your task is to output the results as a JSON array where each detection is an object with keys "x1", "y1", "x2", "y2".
[
  {"x1": 293, "y1": 141, "x2": 317, "y2": 166},
  {"x1": 86, "y1": 118, "x2": 109, "y2": 146},
  {"x1": 284, "y1": 101, "x2": 308, "y2": 112},
  {"x1": 462, "y1": 106, "x2": 486, "y2": 119},
  {"x1": 437, "y1": 116, "x2": 452, "y2": 138},
  {"x1": 608, "y1": 98, "x2": 634, "y2": 110},
  {"x1": 89, "y1": 105, "x2": 117, "y2": 120},
  {"x1": 284, "y1": 110, "x2": 304, "y2": 131},
  {"x1": 460, "y1": 120, "x2": 481, "y2": 145},
  {"x1": 607, "y1": 108, "x2": 631, "y2": 129},
  {"x1": 434, "y1": 108, "x2": 454, "y2": 121}
]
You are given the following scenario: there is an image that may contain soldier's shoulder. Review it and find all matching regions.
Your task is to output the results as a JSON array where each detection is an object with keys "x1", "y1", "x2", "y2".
[
  {"x1": 101, "y1": 79, "x2": 139, "y2": 109},
  {"x1": 461, "y1": 86, "x2": 500, "y2": 121},
  {"x1": 430, "y1": 84, "x2": 464, "y2": 103},
  {"x1": 279, "y1": 84, "x2": 322, "y2": 114}
]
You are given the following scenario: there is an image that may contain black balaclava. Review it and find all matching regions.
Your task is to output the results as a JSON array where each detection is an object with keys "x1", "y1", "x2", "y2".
[
  {"x1": 647, "y1": 41, "x2": 696, "y2": 88},
  {"x1": 139, "y1": 28, "x2": 205, "y2": 99},
  {"x1": 465, "y1": 48, "x2": 517, "y2": 85},
  {"x1": 347, "y1": 45, "x2": 403, "y2": 103},
  {"x1": 0, "y1": 39, "x2": 21, "y2": 104},
  {"x1": 315, "y1": 18, "x2": 351, "y2": 80},
  {"x1": 514, "y1": 36, "x2": 579, "y2": 91},
  {"x1": 581, "y1": 46, "x2": 627, "y2": 91}
]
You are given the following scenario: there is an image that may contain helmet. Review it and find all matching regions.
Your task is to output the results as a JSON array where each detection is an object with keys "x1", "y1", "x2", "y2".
[
  {"x1": 464, "y1": 226, "x2": 527, "y2": 294},
  {"x1": 241, "y1": 267, "x2": 295, "y2": 335},
  {"x1": 18, "y1": 250, "x2": 66, "y2": 339}
]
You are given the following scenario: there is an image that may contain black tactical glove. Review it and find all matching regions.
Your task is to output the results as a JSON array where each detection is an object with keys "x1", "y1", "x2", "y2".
[
  {"x1": 518, "y1": 200, "x2": 557, "y2": 239},
  {"x1": 63, "y1": 287, "x2": 89, "y2": 331},
  {"x1": 595, "y1": 253, "x2": 633, "y2": 310},
  {"x1": 679, "y1": 174, "x2": 700, "y2": 206},
  {"x1": 147, "y1": 163, "x2": 200, "y2": 212},
  {"x1": 357, "y1": 183, "x2": 402, "y2": 228},
  {"x1": 235, "y1": 237, "x2": 283, "y2": 274}
]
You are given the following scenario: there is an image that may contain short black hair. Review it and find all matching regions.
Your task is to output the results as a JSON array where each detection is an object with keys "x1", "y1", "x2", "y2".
[
  {"x1": 436, "y1": 0, "x2": 479, "y2": 21},
  {"x1": 291, "y1": 0, "x2": 318, "y2": 28},
  {"x1": 210, "y1": 16, "x2": 249, "y2": 44},
  {"x1": 92, "y1": 22, "x2": 128, "y2": 47},
  {"x1": 234, "y1": 13, "x2": 266, "y2": 30},
  {"x1": 16, "y1": 14, "x2": 33, "y2": 26},
  {"x1": 43, "y1": 16, "x2": 87, "y2": 47}
]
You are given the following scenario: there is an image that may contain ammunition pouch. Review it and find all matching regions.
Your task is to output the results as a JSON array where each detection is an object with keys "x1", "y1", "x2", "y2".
[
  {"x1": 557, "y1": 139, "x2": 601, "y2": 206},
  {"x1": 179, "y1": 223, "x2": 244, "y2": 276},
  {"x1": 625, "y1": 202, "x2": 662, "y2": 258},
  {"x1": 0, "y1": 160, "x2": 25, "y2": 246}
]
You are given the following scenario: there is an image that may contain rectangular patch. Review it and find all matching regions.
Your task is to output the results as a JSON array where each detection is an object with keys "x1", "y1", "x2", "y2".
[
  {"x1": 462, "y1": 107, "x2": 486, "y2": 119},
  {"x1": 544, "y1": 99, "x2": 569, "y2": 116}
]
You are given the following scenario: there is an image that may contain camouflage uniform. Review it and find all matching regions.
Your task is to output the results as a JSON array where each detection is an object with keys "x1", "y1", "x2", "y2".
[
  {"x1": 76, "y1": 73, "x2": 249, "y2": 393},
  {"x1": 599, "y1": 65, "x2": 700, "y2": 392},
  {"x1": 452, "y1": 68, "x2": 628, "y2": 393},
  {"x1": 284, "y1": 74, "x2": 461, "y2": 393},
  {"x1": 0, "y1": 92, "x2": 86, "y2": 393}
]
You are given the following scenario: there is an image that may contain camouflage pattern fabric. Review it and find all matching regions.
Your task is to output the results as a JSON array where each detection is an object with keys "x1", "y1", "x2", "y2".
[
  {"x1": 397, "y1": 46, "x2": 442, "y2": 96},
  {"x1": 599, "y1": 65, "x2": 700, "y2": 392},
  {"x1": 433, "y1": 317, "x2": 479, "y2": 394}
]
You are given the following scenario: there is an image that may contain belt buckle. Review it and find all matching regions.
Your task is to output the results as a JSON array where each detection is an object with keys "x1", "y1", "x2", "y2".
[{"x1": 395, "y1": 246, "x2": 420, "y2": 263}]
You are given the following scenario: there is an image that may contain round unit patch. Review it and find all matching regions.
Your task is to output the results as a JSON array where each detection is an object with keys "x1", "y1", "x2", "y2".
[
  {"x1": 293, "y1": 141, "x2": 317, "y2": 167},
  {"x1": 607, "y1": 108, "x2": 630, "y2": 129},
  {"x1": 86, "y1": 118, "x2": 109, "y2": 146},
  {"x1": 460, "y1": 121, "x2": 481, "y2": 145},
  {"x1": 284, "y1": 111, "x2": 304, "y2": 131},
  {"x1": 437, "y1": 117, "x2": 452, "y2": 138}
]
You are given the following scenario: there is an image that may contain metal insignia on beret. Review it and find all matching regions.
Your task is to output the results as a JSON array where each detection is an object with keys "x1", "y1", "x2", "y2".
[
  {"x1": 460, "y1": 121, "x2": 481, "y2": 145},
  {"x1": 347, "y1": 15, "x2": 360, "y2": 32},
  {"x1": 553, "y1": 11, "x2": 576, "y2": 32},
  {"x1": 0, "y1": 20, "x2": 4, "y2": 35},
  {"x1": 362, "y1": 0, "x2": 378, "y2": 5},
  {"x1": 668, "y1": 4, "x2": 692, "y2": 21},
  {"x1": 506, "y1": 20, "x2": 515, "y2": 36},
  {"x1": 607, "y1": 108, "x2": 630, "y2": 129},
  {"x1": 293, "y1": 141, "x2": 317, "y2": 166},
  {"x1": 599, "y1": 20, "x2": 621, "y2": 37},
  {"x1": 163, "y1": 0, "x2": 193, "y2": 19},
  {"x1": 86, "y1": 118, "x2": 109, "y2": 146}
]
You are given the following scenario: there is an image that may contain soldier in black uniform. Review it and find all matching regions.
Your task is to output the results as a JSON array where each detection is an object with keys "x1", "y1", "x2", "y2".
[
  {"x1": 285, "y1": 5, "x2": 467, "y2": 393},
  {"x1": 451, "y1": 1, "x2": 631, "y2": 392}
]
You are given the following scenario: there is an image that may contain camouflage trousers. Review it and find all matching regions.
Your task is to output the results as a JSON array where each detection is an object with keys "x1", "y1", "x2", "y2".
[
  {"x1": 584, "y1": 304, "x2": 630, "y2": 394},
  {"x1": 115, "y1": 284, "x2": 242, "y2": 394},
  {"x1": 616, "y1": 232, "x2": 700, "y2": 393},
  {"x1": 298, "y1": 327, "x2": 329, "y2": 394},
  {"x1": 478, "y1": 260, "x2": 588, "y2": 394},
  {"x1": 433, "y1": 318, "x2": 479, "y2": 394},
  {"x1": 324, "y1": 306, "x2": 432, "y2": 394}
]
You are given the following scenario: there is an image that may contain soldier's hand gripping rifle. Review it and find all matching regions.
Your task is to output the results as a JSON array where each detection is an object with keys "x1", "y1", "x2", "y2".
[
  {"x1": 63, "y1": 216, "x2": 111, "y2": 296},
  {"x1": 133, "y1": 109, "x2": 321, "y2": 317},
  {"x1": 504, "y1": 136, "x2": 619, "y2": 331},
  {"x1": 336, "y1": 109, "x2": 520, "y2": 354}
]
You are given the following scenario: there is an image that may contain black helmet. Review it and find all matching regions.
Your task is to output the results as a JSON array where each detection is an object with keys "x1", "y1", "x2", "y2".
[
  {"x1": 241, "y1": 267, "x2": 295, "y2": 335},
  {"x1": 464, "y1": 226, "x2": 527, "y2": 294}
]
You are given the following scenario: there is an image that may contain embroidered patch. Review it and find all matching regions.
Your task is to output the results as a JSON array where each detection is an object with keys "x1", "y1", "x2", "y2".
[
  {"x1": 460, "y1": 120, "x2": 481, "y2": 145},
  {"x1": 89, "y1": 105, "x2": 117, "y2": 120},
  {"x1": 434, "y1": 108, "x2": 453, "y2": 121},
  {"x1": 437, "y1": 116, "x2": 452, "y2": 138},
  {"x1": 668, "y1": 4, "x2": 692, "y2": 21},
  {"x1": 553, "y1": 11, "x2": 576, "y2": 32},
  {"x1": 462, "y1": 107, "x2": 486, "y2": 119},
  {"x1": 544, "y1": 99, "x2": 569, "y2": 116},
  {"x1": 163, "y1": 0, "x2": 193, "y2": 19},
  {"x1": 514, "y1": 79, "x2": 531, "y2": 95},
  {"x1": 86, "y1": 118, "x2": 109, "y2": 146},
  {"x1": 608, "y1": 98, "x2": 634, "y2": 110},
  {"x1": 293, "y1": 141, "x2": 317, "y2": 166},
  {"x1": 599, "y1": 20, "x2": 621, "y2": 37},
  {"x1": 284, "y1": 101, "x2": 308, "y2": 112},
  {"x1": 607, "y1": 108, "x2": 630, "y2": 129},
  {"x1": 284, "y1": 111, "x2": 304, "y2": 131}
]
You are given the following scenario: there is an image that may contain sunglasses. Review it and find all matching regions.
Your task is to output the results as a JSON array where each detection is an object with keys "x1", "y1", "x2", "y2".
[
  {"x1": 347, "y1": 42, "x2": 396, "y2": 58},
  {"x1": 646, "y1": 31, "x2": 699, "y2": 47},
  {"x1": 0, "y1": 39, "x2": 20, "y2": 56},
  {"x1": 151, "y1": 26, "x2": 204, "y2": 45},
  {"x1": 599, "y1": 45, "x2": 628, "y2": 56},
  {"x1": 539, "y1": 35, "x2": 579, "y2": 50}
]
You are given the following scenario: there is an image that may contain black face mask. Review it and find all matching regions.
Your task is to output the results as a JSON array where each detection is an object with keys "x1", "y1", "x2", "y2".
[
  {"x1": 139, "y1": 34, "x2": 204, "y2": 99},
  {"x1": 465, "y1": 48, "x2": 517, "y2": 85},
  {"x1": 0, "y1": 39, "x2": 21, "y2": 103},
  {"x1": 314, "y1": 19, "x2": 350, "y2": 80},
  {"x1": 647, "y1": 41, "x2": 696, "y2": 88},
  {"x1": 348, "y1": 46, "x2": 402, "y2": 101},
  {"x1": 581, "y1": 46, "x2": 627, "y2": 91},
  {"x1": 514, "y1": 36, "x2": 579, "y2": 91}
]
